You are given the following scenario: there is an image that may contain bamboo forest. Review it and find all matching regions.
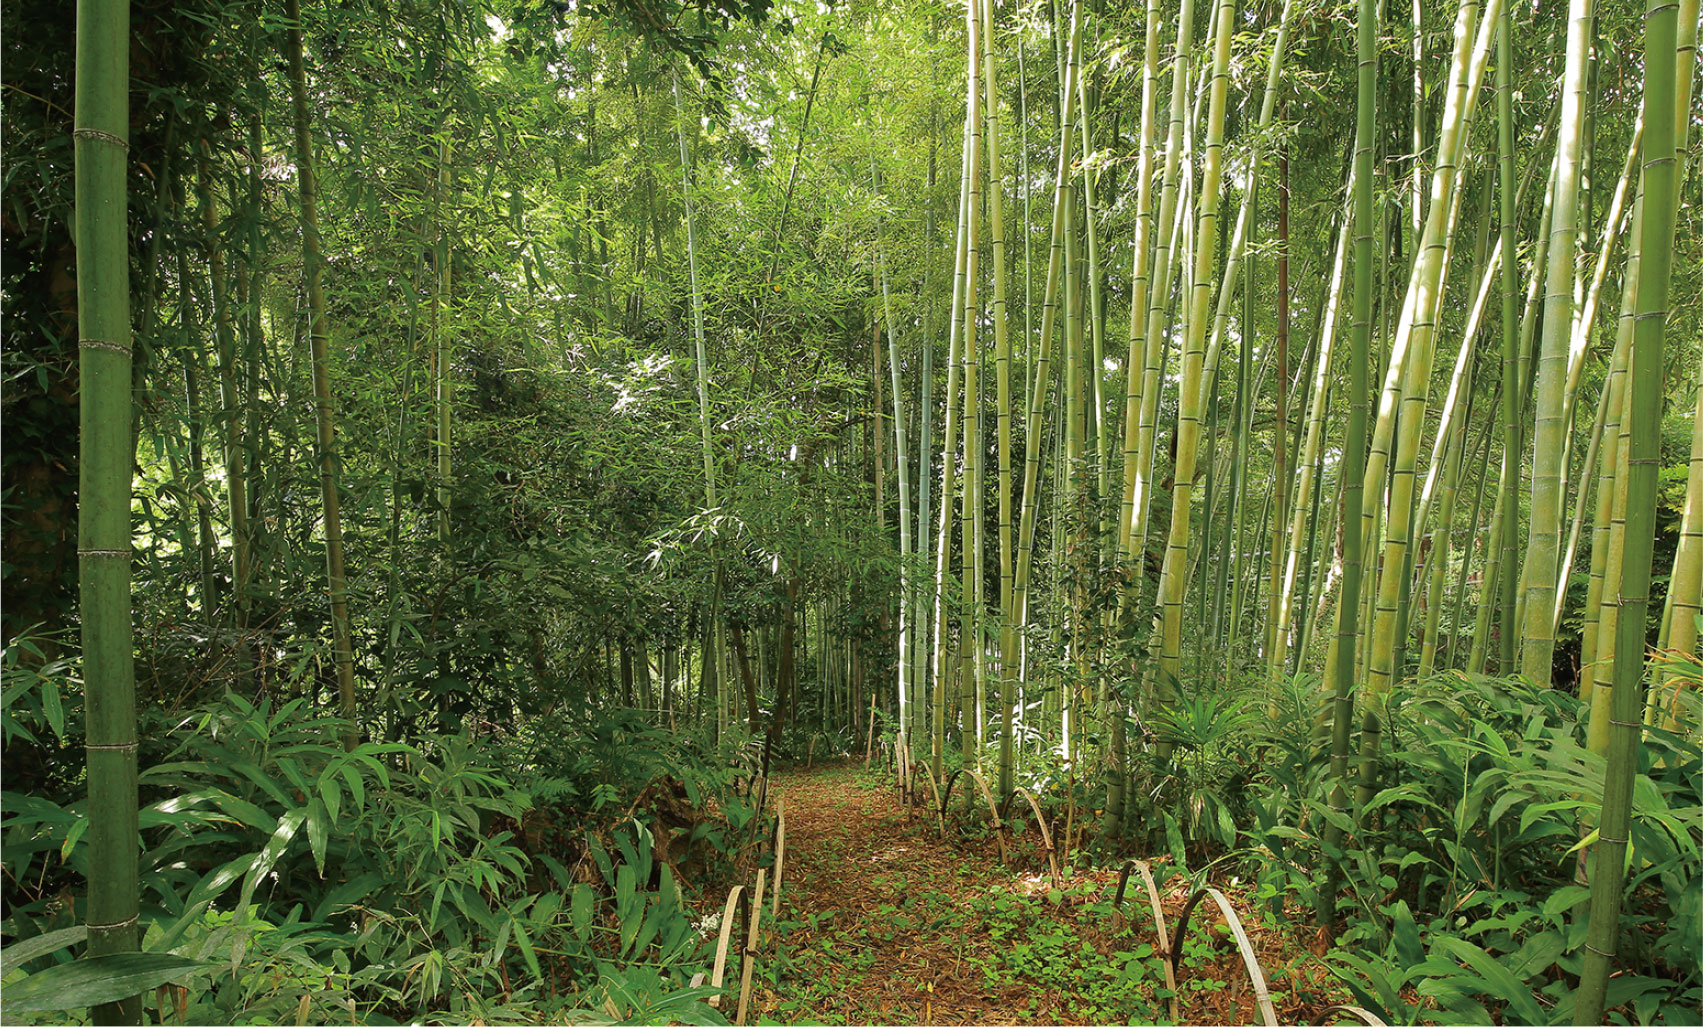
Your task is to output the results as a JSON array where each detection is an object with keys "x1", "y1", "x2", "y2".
[{"x1": 2, "y1": 0, "x2": 1700, "y2": 1021}]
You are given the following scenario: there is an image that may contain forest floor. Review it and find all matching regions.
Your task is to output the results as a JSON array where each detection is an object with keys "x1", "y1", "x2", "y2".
[{"x1": 747, "y1": 762, "x2": 1348, "y2": 1026}]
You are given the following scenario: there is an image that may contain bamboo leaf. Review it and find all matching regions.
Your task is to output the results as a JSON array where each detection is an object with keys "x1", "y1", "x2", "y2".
[
  {"x1": 510, "y1": 915, "x2": 542, "y2": 978},
  {"x1": 0, "y1": 927, "x2": 87, "y2": 977},
  {"x1": 1390, "y1": 901, "x2": 1423, "y2": 968},
  {"x1": 318, "y1": 772, "x2": 342, "y2": 827},
  {"x1": 1430, "y1": 936, "x2": 1547, "y2": 1025},
  {"x1": 305, "y1": 797, "x2": 329, "y2": 876},
  {"x1": 188, "y1": 855, "x2": 255, "y2": 906},
  {"x1": 41, "y1": 674, "x2": 63, "y2": 742},
  {"x1": 570, "y1": 883, "x2": 594, "y2": 942},
  {"x1": 238, "y1": 806, "x2": 307, "y2": 911},
  {"x1": 1504, "y1": 931, "x2": 1564, "y2": 980},
  {"x1": 617, "y1": 866, "x2": 640, "y2": 955},
  {"x1": 60, "y1": 816, "x2": 88, "y2": 861},
  {"x1": 1, "y1": 954, "x2": 210, "y2": 1014}
]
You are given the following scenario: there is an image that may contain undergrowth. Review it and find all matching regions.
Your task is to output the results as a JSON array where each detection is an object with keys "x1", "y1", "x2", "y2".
[
  {"x1": 2, "y1": 637, "x2": 765, "y2": 1024},
  {"x1": 1124, "y1": 664, "x2": 1703, "y2": 1025}
]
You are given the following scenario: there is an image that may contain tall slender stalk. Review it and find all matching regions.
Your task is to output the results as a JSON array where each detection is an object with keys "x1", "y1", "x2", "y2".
[
  {"x1": 672, "y1": 67, "x2": 722, "y2": 740},
  {"x1": 76, "y1": 0, "x2": 140, "y2": 1015},
  {"x1": 1062, "y1": 188, "x2": 1082, "y2": 765},
  {"x1": 1573, "y1": 0, "x2": 1678, "y2": 1010},
  {"x1": 1580, "y1": 321, "x2": 1632, "y2": 685},
  {"x1": 1266, "y1": 143, "x2": 1290, "y2": 668},
  {"x1": 1650, "y1": 2, "x2": 1700, "y2": 725},
  {"x1": 1355, "y1": 0, "x2": 1499, "y2": 800},
  {"x1": 1154, "y1": 0, "x2": 1236, "y2": 748},
  {"x1": 285, "y1": 0, "x2": 359, "y2": 748},
  {"x1": 878, "y1": 241, "x2": 912, "y2": 794},
  {"x1": 959, "y1": 0, "x2": 985, "y2": 763},
  {"x1": 1418, "y1": 383, "x2": 1474, "y2": 676},
  {"x1": 1494, "y1": 0, "x2": 1520, "y2": 675},
  {"x1": 978, "y1": 0, "x2": 1018, "y2": 799},
  {"x1": 672, "y1": 71, "x2": 715, "y2": 513},
  {"x1": 1519, "y1": 0, "x2": 1594, "y2": 681},
  {"x1": 931, "y1": 90, "x2": 975, "y2": 784},
  {"x1": 1447, "y1": 399, "x2": 1495, "y2": 669},
  {"x1": 1318, "y1": 0, "x2": 1376, "y2": 925},
  {"x1": 1010, "y1": 0, "x2": 1081, "y2": 756},
  {"x1": 1103, "y1": 0, "x2": 1161, "y2": 813},
  {"x1": 915, "y1": 123, "x2": 938, "y2": 757},
  {"x1": 1276, "y1": 194, "x2": 1352, "y2": 665},
  {"x1": 178, "y1": 245, "x2": 221, "y2": 622},
  {"x1": 1355, "y1": 0, "x2": 1495, "y2": 683},
  {"x1": 198, "y1": 146, "x2": 252, "y2": 626},
  {"x1": 1124, "y1": 0, "x2": 1196, "y2": 578},
  {"x1": 1116, "y1": 0, "x2": 1163, "y2": 562},
  {"x1": 432, "y1": 128, "x2": 453, "y2": 542}
]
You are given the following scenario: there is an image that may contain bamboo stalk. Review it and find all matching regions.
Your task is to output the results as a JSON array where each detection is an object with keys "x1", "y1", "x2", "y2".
[
  {"x1": 1010, "y1": 1, "x2": 1082, "y2": 755},
  {"x1": 1154, "y1": 0, "x2": 1236, "y2": 751},
  {"x1": 1573, "y1": 0, "x2": 1679, "y2": 1008},
  {"x1": 285, "y1": 0, "x2": 360, "y2": 748},
  {"x1": 931, "y1": 83, "x2": 975, "y2": 785},
  {"x1": 1318, "y1": 0, "x2": 1377, "y2": 924},
  {"x1": 1355, "y1": 0, "x2": 1501, "y2": 801},
  {"x1": 979, "y1": 0, "x2": 1019, "y2": 799},
  {"x1": 197, "y1": 146, "x2": 252, "y2": 626},
  {"x1": 1493, "y1": 0, "x2": 1520, "y2": 676},
  {"x1": 1518, "y1": 0, "x2": 1595, "y2": 681},
  {"x1": 76, "y1": 0, "x2": 140, "y2": 1014}
]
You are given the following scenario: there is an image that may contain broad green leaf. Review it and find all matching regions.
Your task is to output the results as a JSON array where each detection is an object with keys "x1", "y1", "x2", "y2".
[
  {"x1": 41, "y1": 674, "x2": 63, "y2": 742},
  {"x1": 1390, "y1": 901, "x2": 1423, "y2": 969},
  {"x1": 187, "y1": 855, "x2": 255, "y2": 906},
  {"x1": 238, "y1": 806, "x2": 307, "y2": 912},
  {"x1": 318, "y1": 772, "x2": 343, "y2": 827},
  {"x1": 570, "y1": 883, "x2": 594, "y2": 941},
  {"x1": 338, "y1": 763, "x2": 366, "y2": 813},
  {"x1": 1432, "y1": 935, "x2": 1547, "y2": 1025},
  {"x1": 227, "y1": 758, "x2": 293, "y2": 808},
  {"x1": 510, "y1": 915, "x2": 541, "y2": 978},
  {"x1": 311, "y1": 872, "x2": 387, "y2": 923},
  {"x1": 305, "y1": 797, "x2": 330, "y2": 876},
  {"x1": 60, "y1": 816, "x2": 88, "y2": 861},
  {"x1": 0, "y1": 926, "x2": 86, "y2": 977},
  {"x1": 2, "y1": 953, "x2": 210, "y2": 1013},
  {"x1": 1542, "y1": 884, "x2": 1591, "y2": 917},
  {"x1": 203, "y1": 790, "x2": 274, "y2": 833},
  {"x1": 1504, "y1": 931, "x2": 1564, "y2": 980}
]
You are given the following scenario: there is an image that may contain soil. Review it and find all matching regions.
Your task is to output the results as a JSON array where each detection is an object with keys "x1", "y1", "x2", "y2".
[{"x1": 740, "y1": 761, "x2": 1349, "y2": 1026}]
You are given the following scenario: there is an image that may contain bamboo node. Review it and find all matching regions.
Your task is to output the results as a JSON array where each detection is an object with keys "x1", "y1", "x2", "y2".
[
  {"x1": 88, "y1": 913, "x2": 140, "y2": 929},
  {"x1": 79, "y1": 338, "x2": 133, "y2": 357},
  {"x1": 73, "y1": 128, "x2": 129, "y2": 150},
  {"x1": 84, "y1": 741, "x2": 138, "y2": 751},
  {"x1": 78, "y1": 549, "x2": 132, "y2": 558}
]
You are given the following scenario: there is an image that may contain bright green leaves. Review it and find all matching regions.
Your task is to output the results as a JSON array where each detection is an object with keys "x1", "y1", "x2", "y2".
[{"x1": 1, "y1": 953, "x2": 211, "y2": 1016}]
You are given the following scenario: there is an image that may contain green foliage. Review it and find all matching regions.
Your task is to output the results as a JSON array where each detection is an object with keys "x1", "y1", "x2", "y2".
[
  {"x1": 1, "y1": 693, "x2": 754, "y2": 1024},
  {"x1": 1238, "y1": 672, "x2": 1702, "y2": 1025},
  {"x1": 0, "y1": 630, "x2": 75, "y2": 749},
  {"x1": 1, "y1": 952, "x2": 211, "y2": 1016},
  {"x1": 964, "y1": 883, "x2": 1250, "y2": 1024}
]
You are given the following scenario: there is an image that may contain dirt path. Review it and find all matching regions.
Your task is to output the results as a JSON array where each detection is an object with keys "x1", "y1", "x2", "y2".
[
  {"x1": 749, "y1": 762, "x2": 1342, "y2": 1026},
  {"x1": 759, "y1": 761, "x2": 1055, "y2": 1025}
]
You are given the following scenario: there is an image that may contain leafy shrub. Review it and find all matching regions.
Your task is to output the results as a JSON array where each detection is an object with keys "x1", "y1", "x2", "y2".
[
  {"x1": 1242, "y1": 671, "x2": 1702, "y2": 1025},
  {"x1": 2, "y1": 692, "x2": 750, "y2": 1024}
]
